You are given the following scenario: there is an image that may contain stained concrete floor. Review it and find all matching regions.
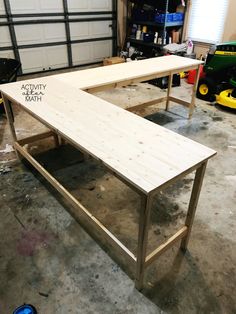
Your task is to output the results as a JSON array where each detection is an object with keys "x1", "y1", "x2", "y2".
[{"x1": 0, "y1": 76, "x2": 236, "y2": 314}]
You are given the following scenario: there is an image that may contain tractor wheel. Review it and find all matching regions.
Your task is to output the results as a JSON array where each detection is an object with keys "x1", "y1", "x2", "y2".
[{"x1": 197, "y1": 77, "x2": 216, "y2": 101}]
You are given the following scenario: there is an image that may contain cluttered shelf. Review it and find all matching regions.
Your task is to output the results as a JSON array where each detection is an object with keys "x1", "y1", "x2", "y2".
[
  {"x1": 128, "y1": 38, "x2": 163, "y2": 48},
  {"x1": 127, "y1": 26, "x2": 182, "y2": 48},
  {"x1": 128, "y1": 19, "x2": 184, "y2": 28},
  {"x1": 126, "y1": 1, "x2": 187, "y2": 54}
]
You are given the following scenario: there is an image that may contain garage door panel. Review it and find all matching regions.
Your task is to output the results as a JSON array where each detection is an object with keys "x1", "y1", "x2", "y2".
[
  {"x1": 39, "y1": 0, "x2": 63, "y2": 12},
  {"x1": 68, "y1": 0, "x2": 111, "y2": 12},
  {"x1": 70, "y1": 21, "x2": 112, "y2": 40},
  {"x1": 0, "y1": 50, "x2": 14, "y2": 59},
  {"x1": 20, "y1": 46, "x2": 68, "y2": 73},
  {"x1": 10, "y1": 0, "x2": 63, "y2": 13},
  {"x1": 67, "y1": 0, "x2": 88, "y2": 11},
  {"x1": 19, "y1": 48, "x2": 45, "y2": 73},
  {"x1": 15, "y1": 25, "x2": 43, "y2": 45},
  {"x1": 45, "y1": 46, "x2": 68, "y2": 69},
  {"x1": 0, "y1": 0, "x2": 5, "y2": 14},
  {"x1": 89, "y1": 21, "x2": 112, "y2": 37},
  {"x1": 0, "y1": 26, "x2": 12, "y2": 47},
  {"x1": 10, "y1": 0, "x2": 37, "y2": 13},
  {"x1": 14, "y1": 16, "x2": 62, "y2": 22},
  {"x1": 90, "y1": 0, "x2": 112, "y2": 10},
  {"x1": 72, "y1": 43, "x2": 91, "y2": 65},
  {"x1": 91, "y1": 40, "x2": 112, "y2": 61},
  {"x1": 70, "y1": 23, "x2": 89, "y2": 40},
  {"x1": 69, "y1": 14, "x2": 112, "y2": 19},
  {"x1": 15, "y1": 24, "x2": 66, "y2": 45},
  {"x1": 43, "y1": 24, "x2": 66, "y2": 41}
]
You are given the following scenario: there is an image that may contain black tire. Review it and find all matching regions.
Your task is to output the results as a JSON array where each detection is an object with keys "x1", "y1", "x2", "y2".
[{"x1": 197, "y1": 77, "x2": 216, "y2": 101}]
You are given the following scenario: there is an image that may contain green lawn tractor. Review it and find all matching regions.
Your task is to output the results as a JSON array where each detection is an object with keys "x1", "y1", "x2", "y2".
[{"x1": 197, "y1": 42, "x2": 236, "y2": 109}]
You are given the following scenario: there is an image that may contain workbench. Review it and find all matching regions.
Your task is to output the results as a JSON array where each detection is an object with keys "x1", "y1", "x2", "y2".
[{"x1": 1, "y1": 56, "x2": 216, "y2": 290}]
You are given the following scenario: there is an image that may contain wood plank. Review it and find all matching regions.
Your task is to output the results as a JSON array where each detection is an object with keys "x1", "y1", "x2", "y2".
[
  {"x1": 169, "y1": 96, "x2": 190, "y2": 108},
  {"x1": 55, "y1": 55, "x2": 202, "y2": 91},
  {"x1": 85, "y1": 72, "x2": 171, "y2": 94},
  {"x1": 2, "y1": 95, "x2": 21, "y2": 161},
  {"x1": 166, "y1": 73, "x2": 173, "y2": 111},
  {"x1": 181, "y1": 162, "x2": 207, "y2": 250},
  {"x1": 2, "y1": 95, "x2": 17, "y2": 142},
  {"x1": 145, "y1": 226, "x2": 188, "y2": 267},
  {"x1": 135, "y1": 195, "x2": 152, "y2": 290},
  {"x1": 127, "y1": 97, "x2": 167, "y2": 112},
  {"x1": 14, "y1": 141, "x2": 137, "y2": 265},
  {"x1": 189, "y1": 64, "x2": 201, "y2": 119},
  {"x1": 17, "y1": 130, "x2": 54, "y2": 145}
]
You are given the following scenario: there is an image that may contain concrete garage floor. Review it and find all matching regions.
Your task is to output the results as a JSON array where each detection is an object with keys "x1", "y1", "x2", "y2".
[{"x1": 0, "y1": 76, "x2": 236, "y2": 314}]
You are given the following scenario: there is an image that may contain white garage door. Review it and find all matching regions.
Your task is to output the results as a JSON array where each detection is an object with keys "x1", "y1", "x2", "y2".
[{"x1": 0, "y1": 0, "x2": 116, "y2": 74}]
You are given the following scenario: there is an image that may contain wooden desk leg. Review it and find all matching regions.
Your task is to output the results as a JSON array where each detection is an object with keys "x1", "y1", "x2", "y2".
[
  {"x1": 2, "y1": 95, "x2": 21, "y2": 160},
  {"x1": 166, "y1": 73, "x2": 173, "y2": 111},
  {"x1": 53, "y1": 133, "x2": 60, "y2": 147},
  {"x1": 189, "y1": 64, "x2": 201, "y2": 119},
  {"x1": 59, "y1": 136, "x2": 66, "y2": 146},
  {"x1": 181, "y1": 161, "x2": 207, "y2": 251},
  {"x1": 2, "y1": 95, "x2": 17, "y2": 141},
  {"x1": 135, "y1": 194, "x2": 151, "y2": 290}
]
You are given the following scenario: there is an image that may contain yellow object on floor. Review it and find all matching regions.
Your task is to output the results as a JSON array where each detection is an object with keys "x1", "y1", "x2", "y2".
[
  {"x1": 216, "y1": 89, "x2": 236, "y2": 109},
  {"x1": 179, "y1": 71, "x2": 187, "y2": 79},
  {"x1": 0, "y1": 98, "x2": 3, "y2": 106}
]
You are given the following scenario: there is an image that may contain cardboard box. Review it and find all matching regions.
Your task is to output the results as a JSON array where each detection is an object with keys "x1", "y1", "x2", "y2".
[{"x1": 103, "y1": 57, "x2": 125, "y2": 66}]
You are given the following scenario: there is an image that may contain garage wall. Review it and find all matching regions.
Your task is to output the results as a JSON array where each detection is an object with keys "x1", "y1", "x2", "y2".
[
  {"x1": 186, "y1": 0, "x2": 236, "y2": 58},
  {"x1": 0, "y1": 0, "x2": 117, "y2": 74},
  {"x1": 222, "y1": 0, "x2": 236, "y2": 42}
]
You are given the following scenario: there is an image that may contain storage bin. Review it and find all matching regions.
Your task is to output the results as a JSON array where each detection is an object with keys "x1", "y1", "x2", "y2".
[
  {"x1": 0, "y1": 58, "x2": 21, "y2": 84},
  {"x1": 0, "y1": 58, "x2": 21, "y2": 115},
  {"x1": 154, "y1": 12, "x2": 184, "y2": 24},
  {"x1": 155, "y1": 13, "x2": 172, "y2": 23},
  {"x1": 172, "y1": 12, "x2": 184, "y2": 22}
]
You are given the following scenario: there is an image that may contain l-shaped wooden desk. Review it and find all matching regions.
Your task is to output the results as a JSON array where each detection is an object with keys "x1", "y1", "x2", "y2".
[
  {"x1": 1, "y1": 56, "x2": 216, "y2": 290},
  {"x1": 55, "y1": 55, "x2": 203, "y2": 118}
]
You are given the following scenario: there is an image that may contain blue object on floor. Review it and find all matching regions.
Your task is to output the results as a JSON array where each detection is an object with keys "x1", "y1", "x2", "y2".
[{"x1": 13, "y1": 304, "x2": 37, "y2": 314}]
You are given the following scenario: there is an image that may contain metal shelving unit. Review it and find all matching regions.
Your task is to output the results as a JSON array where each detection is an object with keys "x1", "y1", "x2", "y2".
[{"x1": 126, "y1": 0, "x2": 186, "y2": 55}]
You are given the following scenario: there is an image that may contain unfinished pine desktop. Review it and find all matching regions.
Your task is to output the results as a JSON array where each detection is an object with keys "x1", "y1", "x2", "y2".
[{"x1": 1, "y1": 56, "x2": 215, "y2": 290}]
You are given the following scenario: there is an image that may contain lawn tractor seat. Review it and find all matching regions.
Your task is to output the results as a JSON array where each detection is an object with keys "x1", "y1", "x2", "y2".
[{"x1": 0, "y1": 58, "x2": 21, "y2": 116}]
